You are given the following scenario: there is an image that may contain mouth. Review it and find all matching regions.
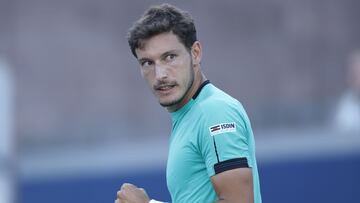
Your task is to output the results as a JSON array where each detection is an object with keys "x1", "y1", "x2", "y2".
[{"x1": 155, "y1": 84, "x2": 176, "y2": 94}]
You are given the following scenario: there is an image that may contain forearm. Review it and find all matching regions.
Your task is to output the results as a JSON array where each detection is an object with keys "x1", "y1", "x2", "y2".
[
  {"x1": 214, "y1": 197, "x2": 253, "y2": 203},
  {"x1": 214, "y1": 199, "x2": 228, "y2": 203}
]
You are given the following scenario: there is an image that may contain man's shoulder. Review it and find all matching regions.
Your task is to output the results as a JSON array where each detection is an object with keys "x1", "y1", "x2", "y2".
[{"x1": 195, "y1": 85, "x2": 245, "y2": 117}]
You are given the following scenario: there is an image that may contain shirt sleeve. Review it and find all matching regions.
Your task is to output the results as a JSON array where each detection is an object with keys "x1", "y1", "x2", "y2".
[{"x1": 197, "y1": 101, "x2": 253, "y2": 177}]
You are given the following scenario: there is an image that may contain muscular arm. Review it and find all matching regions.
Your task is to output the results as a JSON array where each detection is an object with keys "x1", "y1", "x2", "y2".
[{"x1": 211, "y1": 168, "x2": 254, "y2": 203}]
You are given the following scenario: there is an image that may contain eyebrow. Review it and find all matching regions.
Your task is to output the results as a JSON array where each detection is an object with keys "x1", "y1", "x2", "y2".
[
  {"x1": 138, "y1": 49, "x2": 179, "y2": 63},
  {"x1": 160, "y1": 50, "x2": 178, "y2": 58},
  {"x1": 138, "y1": 57, "x2": 152, "y2": 64}
]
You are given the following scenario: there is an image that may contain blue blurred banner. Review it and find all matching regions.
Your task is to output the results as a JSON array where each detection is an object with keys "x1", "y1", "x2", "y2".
[{"x1": 18, "y1": 130, "x2": 360, "y2": 203}]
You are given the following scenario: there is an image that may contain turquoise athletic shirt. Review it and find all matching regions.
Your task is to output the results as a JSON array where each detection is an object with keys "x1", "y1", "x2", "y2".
[{"x1": 166, "y1": 81, "x2": 262, "y2": 203}]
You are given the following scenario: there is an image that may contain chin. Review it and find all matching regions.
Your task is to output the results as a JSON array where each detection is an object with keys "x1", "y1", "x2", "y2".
[{"x1": 159, "y1": 97, "x2": 181, "y2": 107}]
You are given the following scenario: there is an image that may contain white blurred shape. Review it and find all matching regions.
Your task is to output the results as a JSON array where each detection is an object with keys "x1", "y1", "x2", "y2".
[
  {"x1": 0, "y1": 56, "x2": 15, "y2": 203},
  {"x1": 334, "y1": 51, "x2": 360, "y2": 133},
  {"x1": 0, "y1": 173, "x2": 13, "y2": 203},
  {"x1": 334, "y1": 91, "x2": 360, "y2": 132}
]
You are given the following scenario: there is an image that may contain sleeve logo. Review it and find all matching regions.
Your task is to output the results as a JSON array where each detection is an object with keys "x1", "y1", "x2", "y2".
[{"x1": 209, "y1": 122, "x2": 236, "y2": 136}]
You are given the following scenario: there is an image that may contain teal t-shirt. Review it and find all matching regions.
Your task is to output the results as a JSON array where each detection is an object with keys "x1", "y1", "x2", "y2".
[{"x1": 166, "y1": 82, "x2": 262, "y2": 203}]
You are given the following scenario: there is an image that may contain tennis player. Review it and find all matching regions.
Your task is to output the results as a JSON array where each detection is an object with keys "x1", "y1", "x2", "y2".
[{"x1": 115, "y1": 4, "x2": 262, "y2": 203}]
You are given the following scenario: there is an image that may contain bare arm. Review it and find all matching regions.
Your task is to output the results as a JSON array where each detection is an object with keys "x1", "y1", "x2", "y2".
[{"x1": 211, "y1": 168, "x2": 254, "y2": 203}]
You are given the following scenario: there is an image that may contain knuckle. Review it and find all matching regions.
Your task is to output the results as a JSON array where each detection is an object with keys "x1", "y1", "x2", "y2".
[
  {"x1": 121, "y1": 183, "x2": 132, "y2": 189},
  {"x1": 117, "y1": 190, "x2": 125, "y2": 198}
]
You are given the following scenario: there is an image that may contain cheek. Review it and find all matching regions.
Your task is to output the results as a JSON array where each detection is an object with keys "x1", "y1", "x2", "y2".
[
  {"x1": 177, "y1": 58, "x2": 192, "y2": 78},
  {"x1": 177, "y1": 66, "x2": 193, "y2": 88},
  {"x1": 142, "y1": 70, "x2": 155, "y2": 85}
]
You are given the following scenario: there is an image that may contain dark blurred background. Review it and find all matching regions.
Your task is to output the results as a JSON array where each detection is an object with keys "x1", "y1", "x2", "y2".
[{"x1": 0, "y1": 0, "x2": 360, "y2": 202}]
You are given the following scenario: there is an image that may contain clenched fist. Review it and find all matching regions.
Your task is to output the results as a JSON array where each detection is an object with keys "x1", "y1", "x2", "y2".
[{"x1": 115, "y1": 183, "x2": 150, "y2": 203}]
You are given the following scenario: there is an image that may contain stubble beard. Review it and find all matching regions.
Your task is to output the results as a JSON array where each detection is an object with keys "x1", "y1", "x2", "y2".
[{"x1": 159, "y1": 63, "x2": 195, "y2": 108}]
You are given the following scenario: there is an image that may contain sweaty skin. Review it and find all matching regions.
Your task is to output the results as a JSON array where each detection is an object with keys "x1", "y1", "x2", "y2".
[{"x1": 135, "y1": 32, "x2": 205, "y2": 112}]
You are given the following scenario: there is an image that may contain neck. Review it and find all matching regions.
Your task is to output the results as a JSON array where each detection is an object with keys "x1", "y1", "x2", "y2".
[{"x1": 167, "y1": 70, "x2": 207, "y2": 112}]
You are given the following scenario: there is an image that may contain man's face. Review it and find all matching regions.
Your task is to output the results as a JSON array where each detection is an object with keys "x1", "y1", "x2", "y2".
[{"x1": 135, "y1": 32, "x2": 194, "y2": 109}]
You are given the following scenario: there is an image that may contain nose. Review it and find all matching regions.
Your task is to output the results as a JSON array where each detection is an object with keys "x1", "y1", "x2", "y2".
[{"x1": 154, "y1": 64, "x2": 168, "y2": 80}]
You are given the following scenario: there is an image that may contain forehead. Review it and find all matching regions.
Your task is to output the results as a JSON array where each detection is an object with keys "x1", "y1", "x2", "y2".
[{"x1": 135, "y1": 32, "x2": 186, "y2": 58}]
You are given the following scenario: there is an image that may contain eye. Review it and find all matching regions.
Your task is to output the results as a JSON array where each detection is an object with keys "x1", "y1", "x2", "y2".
[
  {"x1": 165, "y1": 54, "x2": 177, "y2": 62},
  {"x1": 140, "y1": 60, "x2": 154, "y2": 68}
]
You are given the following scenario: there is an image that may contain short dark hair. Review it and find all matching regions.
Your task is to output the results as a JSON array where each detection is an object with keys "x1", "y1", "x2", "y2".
[{"x1": 127, "y1": 4, "x2": 197, "y2": 57}]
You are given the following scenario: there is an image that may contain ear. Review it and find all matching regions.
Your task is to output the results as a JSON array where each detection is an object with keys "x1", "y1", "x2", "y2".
[{"x1": 191, "y1": 41, "x2": 202, "y2": 67}]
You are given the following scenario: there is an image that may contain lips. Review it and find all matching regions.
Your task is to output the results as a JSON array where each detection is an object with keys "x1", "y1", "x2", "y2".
[
  {"x1": 155, "y1": 84, "x2": 176, "y2": 94},
  {"x1": 157, "y1": 85, "x2": 175, "y2": 91}
]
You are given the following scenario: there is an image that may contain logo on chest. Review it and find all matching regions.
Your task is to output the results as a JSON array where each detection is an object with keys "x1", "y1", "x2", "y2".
[{"x1": 209, "y1": 122, "x2": 236, "y2": 136}]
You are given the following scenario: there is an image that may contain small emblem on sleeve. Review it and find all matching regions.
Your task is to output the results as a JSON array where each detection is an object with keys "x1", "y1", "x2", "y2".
[{"x1": 209, "y1": 122, "x2": 236, "y2": 136}]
